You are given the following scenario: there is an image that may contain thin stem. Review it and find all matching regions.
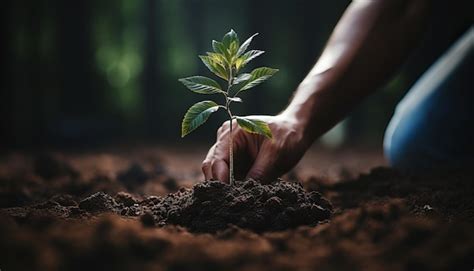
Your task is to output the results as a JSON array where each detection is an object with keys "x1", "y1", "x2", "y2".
[
  {"x1": 226, "y1": 67, "x2": 235, "y2": 185},
  {"x1": 226, "y1": 104, "x2": 234, "y2": 185},
  {"x1": 229, "y1": 113, "x2": 235, "y2": 185}
]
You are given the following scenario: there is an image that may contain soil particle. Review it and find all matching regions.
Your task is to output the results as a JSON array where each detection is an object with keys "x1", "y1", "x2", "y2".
[
  {"x1": 140, "y1": 211, "x2": 156, "y2": 227},
  {"x1": 79, "y1": 192, "x2": 119, "y2": 213},
  {"x1": 49, "y1": 194, "x2": 77, "y2": 207},
  {"x1": 115, "y1": 191, "x2": 140, "y2": 207}
]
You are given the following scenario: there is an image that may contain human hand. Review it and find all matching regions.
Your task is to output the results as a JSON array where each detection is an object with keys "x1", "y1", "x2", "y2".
[{"x1": 201, "y1": 114, "x2": 312, "y2": 183}]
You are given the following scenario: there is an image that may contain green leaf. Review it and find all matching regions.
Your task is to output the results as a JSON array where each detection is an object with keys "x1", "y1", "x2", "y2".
[
  {"x1": 236, "y1": 117, "x2": 272, "y2": 138},
  {"x1": 222, "y1": 29, "x2": 239, "y2": 49},
  {"x1": 222, "y1": 30, "x2": 240, "y2": 63},
  {"x1": 233, "y1": 73, "x2": 251, "y2": 85},
  {"x1": 237, "y1": 33, "x2": 258, "y2": 56},
  {"x1": 212, "y1": 40, "x2": 226, "y2": 55},
  {"x1": 238, "y1": 50, "x2": 264, "y2": 69},
  {"x1": 229, "y1": 41, "x2": 239, "y2": 56},
  {"x1": 182, "y1": 101, "x2": 220, "y2": 137},
  {"x1": 199, "y1": 55, "x2": 228, "y2": 80},
  {"x1": 206, "y1": 52, "x2": 226, "y2": 65},
  {"x1": 212, "y1": 40, "x2": 232, "y2": 66},
  {"x1": 179, "y1": 76, "x2": 224, "y2": 94},
  {"x1": 228, "y1": 97, "x2": 242, "y2": 103},
  {"x1": 239, "y1": 67, "x2": 279, "y2": 92}
]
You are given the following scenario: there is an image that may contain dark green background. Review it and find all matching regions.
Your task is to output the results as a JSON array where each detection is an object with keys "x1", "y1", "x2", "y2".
[{"x1": 0, "y1": 0, "x2": 468, "y2": 148}]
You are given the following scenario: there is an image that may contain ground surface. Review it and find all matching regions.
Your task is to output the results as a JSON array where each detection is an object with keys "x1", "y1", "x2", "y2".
[{"x1": 0, "y1": 145, "x2": 473, "y2": 271}]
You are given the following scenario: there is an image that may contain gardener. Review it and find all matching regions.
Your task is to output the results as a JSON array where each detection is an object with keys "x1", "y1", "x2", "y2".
[{"x1": 202, "y1": 0, "x2": 473, "y2": 183}]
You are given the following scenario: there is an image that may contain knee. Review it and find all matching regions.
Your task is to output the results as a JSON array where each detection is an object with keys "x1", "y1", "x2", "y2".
[
  {"x1": 383, "y1": 110, "x2": 424, "y2": 171},
  {"x1": 384, "y1": 124, "x2": 408, "y2": 170}
]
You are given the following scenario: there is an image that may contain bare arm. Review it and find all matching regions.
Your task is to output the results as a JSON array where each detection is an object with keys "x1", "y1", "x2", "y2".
[{"x1": 283, "y1": 0, "x2": 432, "y2": 142}]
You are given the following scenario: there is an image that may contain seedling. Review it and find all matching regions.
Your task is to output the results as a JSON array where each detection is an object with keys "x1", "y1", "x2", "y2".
[{"x1": 179, "y1": 30, "x2": 278, "y2": 185}]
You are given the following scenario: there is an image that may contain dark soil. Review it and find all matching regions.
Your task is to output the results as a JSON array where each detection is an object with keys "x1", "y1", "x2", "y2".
[
  {"x1": 148, "y1": 179, "x2": 331, "y2": 232},
  {"x1": 0, "y1": 149, "x2": 473, "y2": 271},
  {"x1": 2, "y1": 179, "x2": 332, "y2": 233}
]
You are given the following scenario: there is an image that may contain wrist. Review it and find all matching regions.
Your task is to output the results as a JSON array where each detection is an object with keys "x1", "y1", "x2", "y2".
[
  {"x1": 279, "y1": 76, "x2": 339, "y2": 145},
  {"x1": 277, "y1": 108, "x2": 316, "y2": 148}
]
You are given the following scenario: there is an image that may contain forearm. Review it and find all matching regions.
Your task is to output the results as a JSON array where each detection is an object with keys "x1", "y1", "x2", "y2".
[{"x1": 282, "y1": 0, "x2": 431, "y2": 142}]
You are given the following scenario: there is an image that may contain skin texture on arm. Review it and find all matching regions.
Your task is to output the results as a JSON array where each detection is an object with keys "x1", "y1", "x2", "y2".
[
  {"x1": 283, "y1": 0, "x2": 432, "y2": 140},
  {"x1": 203, "y1": 0, "x2": 432, "y2": 183}
]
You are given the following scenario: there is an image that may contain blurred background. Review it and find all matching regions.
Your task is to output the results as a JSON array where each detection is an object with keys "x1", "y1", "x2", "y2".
[{"x1": 0, "y1": 0, "x2": 469, "y2": 149}]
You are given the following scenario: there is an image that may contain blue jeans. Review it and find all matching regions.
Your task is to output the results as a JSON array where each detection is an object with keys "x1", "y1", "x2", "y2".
[{"x1": 384, "y1": 27, "x2": 474, "y2": 172}]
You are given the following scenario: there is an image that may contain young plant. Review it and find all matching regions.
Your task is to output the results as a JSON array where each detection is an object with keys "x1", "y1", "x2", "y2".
[{"x1": 179, "y1": 30, "x2": 278, "y2": 185}]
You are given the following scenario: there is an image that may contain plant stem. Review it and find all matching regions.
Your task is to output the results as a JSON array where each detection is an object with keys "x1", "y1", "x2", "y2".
[
  {"x1": 226, "y1": 69, "x2": 234, "y2": 185},
  {"x1": 226, "y1": 101, "x2": 234, "y2": 185},
  {"x1": 229, "y1": 114, "x2": 234, "y2": 185}
]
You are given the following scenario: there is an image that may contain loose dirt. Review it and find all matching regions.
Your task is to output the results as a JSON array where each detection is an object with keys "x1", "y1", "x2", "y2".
[{"x1": 0, "y1": 149, "x2": 473, "y2": 271}]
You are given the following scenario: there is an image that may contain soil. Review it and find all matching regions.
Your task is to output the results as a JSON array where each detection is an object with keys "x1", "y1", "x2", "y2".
[
  {"x1": 77, "y1": 179, "x2": 332, "y2": 233},
  {"x1": 0, "y1": 147, "x2": 473, "y2": 271}
]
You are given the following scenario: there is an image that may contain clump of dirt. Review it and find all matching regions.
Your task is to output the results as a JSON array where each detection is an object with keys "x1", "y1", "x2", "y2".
[
  {"x1": 79, "y1": 192, "x2": 119, "y2": 213},
  {"x1": 2, "y1": 178, "x2": 331, "y2": 233},
  {"x1": 66, "y1": 179, "x2": 332, "y2": 233},
  {"x1": 150, "y1": 179, "x2": 332, "y2": 233}
]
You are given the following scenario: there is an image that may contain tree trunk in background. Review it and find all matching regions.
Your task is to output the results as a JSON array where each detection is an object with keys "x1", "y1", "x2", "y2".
[
  {"x1": 56, "y1": 0, "x2": 106, "y2": 145},
  {"x1": 6, "y1": 0, "x2": 39, "y2": 147},
  {"x1": 29, "y1": 0, "x2": 44, "y2": 145},
  {"x1": 247, "y1": 1, "x2": 267, "y2": 115},
  {"x1": 57, "y1": 4, "x2": 89, "y2": 115},
  {"x1": 58, "y1": 0, "x2": 96, "y2": 114},
  {"x1": 0, "y1": 0, "x2": 11, "y2": 146},
  {"x1": 142, "y1": 0, "x2": 160, "y2": 137}
]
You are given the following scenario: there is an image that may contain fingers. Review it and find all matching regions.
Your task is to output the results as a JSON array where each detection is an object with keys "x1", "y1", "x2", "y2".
[
  {"x1": 211, "y1": 160, "x2": 229, "y2": 183},
  {"x1": 201, "y1": 145, "x2": 215, "y2": 180},
  {"x1": 202, "y1": 122, "x2": 231, "y2": 182},
  {"x1": 246, "y1": 146, "x2": 277, "y2": 184},
  {"x1": 202, "y1": 148, "x2": 230, "y2": 183}
]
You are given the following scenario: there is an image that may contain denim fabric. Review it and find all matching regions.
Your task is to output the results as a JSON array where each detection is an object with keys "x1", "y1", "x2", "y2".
[{"x1": 384, "y1": 27, "x2": 473, "y2": 171}]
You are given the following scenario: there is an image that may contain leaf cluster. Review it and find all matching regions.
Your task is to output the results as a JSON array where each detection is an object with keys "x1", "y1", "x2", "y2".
[{"x1": 179, "y1": 30, "x2": 278, "y2": 138}]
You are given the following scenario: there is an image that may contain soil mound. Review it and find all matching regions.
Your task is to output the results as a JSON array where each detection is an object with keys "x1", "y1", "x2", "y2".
[
  {"x1": 55, "y1": 179, "x2": 332, "y2": 233},
  {"x1": 150, "y1": 179, "x2": 332, "y2": 233}
]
